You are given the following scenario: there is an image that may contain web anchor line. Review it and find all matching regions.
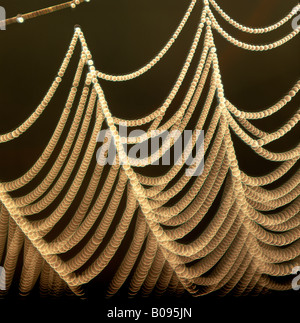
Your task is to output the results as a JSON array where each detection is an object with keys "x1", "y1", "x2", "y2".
[{"x1": 0, "y1": 0, "x2": 90, "y2": 26}]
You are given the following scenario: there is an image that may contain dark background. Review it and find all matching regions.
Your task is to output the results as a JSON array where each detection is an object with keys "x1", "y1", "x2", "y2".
[{"x1": 0, "y1": 0, "x2": 299, "y2": 319}]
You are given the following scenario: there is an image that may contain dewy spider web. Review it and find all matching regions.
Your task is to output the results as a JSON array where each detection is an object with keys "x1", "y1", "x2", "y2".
[{"x1": 0, "y1": 0, "x2": 299, "y2": 298}]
